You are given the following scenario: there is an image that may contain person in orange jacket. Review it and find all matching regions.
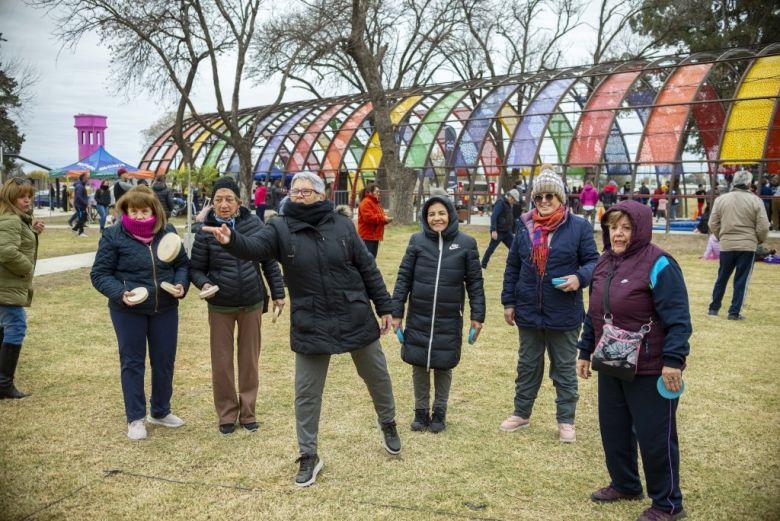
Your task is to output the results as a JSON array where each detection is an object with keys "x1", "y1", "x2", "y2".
[{"x1": 358, "y1": 183, "x2": 392, "y2": 257}]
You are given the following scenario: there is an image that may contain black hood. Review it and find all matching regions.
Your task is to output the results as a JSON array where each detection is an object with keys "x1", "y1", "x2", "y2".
[
  {"x1": 420, "y1": 195, "x2": 458, "y2": 241},
  {"x1": 600, "y1": 200, "x2": 653, "y2": 257}
]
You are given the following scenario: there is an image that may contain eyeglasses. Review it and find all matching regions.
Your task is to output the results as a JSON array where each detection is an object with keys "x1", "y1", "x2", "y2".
[
  {"x1": 11, "y1": 178, "x2": 32, "y2": 185},
  {"x1": 533, "y1": 193, "x2": 556, "y2": 203},
  {"x1": 213, "y1": 196, "x2": 237, "y2": 204},
  {"x1": 290, "y1": 188, "x2": 318, "y2": 197}
]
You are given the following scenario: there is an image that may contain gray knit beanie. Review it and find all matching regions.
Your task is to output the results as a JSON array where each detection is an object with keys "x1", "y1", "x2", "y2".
[{"x1": 532, "y1": 168, "x2": 566, "y2": 203}]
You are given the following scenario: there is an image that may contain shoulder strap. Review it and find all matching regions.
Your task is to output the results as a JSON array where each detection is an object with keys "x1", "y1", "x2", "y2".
[{"x1": 602, "y1": 259, "x2": 614, "y2": 318}]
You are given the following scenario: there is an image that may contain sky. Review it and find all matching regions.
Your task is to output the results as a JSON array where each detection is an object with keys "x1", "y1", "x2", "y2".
[{"x1": 0, "y1": 1, "x2": 601, "y2": 173}]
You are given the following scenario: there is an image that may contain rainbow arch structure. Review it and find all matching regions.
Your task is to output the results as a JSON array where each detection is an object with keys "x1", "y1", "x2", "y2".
[{"x1": 140, "y1": 46, "x2": 780, "y2": 200}]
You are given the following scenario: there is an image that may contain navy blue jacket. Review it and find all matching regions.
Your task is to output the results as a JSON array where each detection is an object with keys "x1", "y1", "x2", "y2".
[
  {"x1": 74, "y1": 180, "x2": 89, "y2": 210},
  {"x1": 501, "y1": 210, "x2": 599, "y2": 330},
  {"x1": 490, "y1": 196, "x2": 514, "y2": 233},
  {"x1": 91, "y1": 223, "x2": 190, "y2": 315}
]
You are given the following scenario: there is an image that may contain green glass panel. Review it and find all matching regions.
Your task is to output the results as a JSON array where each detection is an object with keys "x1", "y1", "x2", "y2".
[{"x1": 405, "y1": 90, "x2": 466, "y2": 169}]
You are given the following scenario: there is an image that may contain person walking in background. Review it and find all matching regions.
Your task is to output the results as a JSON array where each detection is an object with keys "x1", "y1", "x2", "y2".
[
  {"x1": 90, "y1": 186, "x2": 190, "y2": 440},
  {"x1": 481, "y1": 188, "x2": 519, "y2": 269},
  {"x1": 48, "y1": 183, "x2": 56, "y2": 210},
  {"x1": 577, "y1": 200, "x2": 691, "y2": 521},
  {"x1": 392, "y1": 194, "x2": 485, "y2": 434},
  {"x1": 707, "y1": 170, "x2": 769, "y2": 320},
  {"x1": 599, "y1": 181, "x2": 619, "y2": 211},
  {"x1": 580, "y1": 181, "x2": 599, "y2": 227},
  {"x1": 152, "y1": 175, "x2": 175, "y2": 218},
  {"x1": 569, "y1": 186, "x2": 583, "y2": 215},
  {"x1": 95, "y1": 180, "x2": 111, "y2": 234},
  {"x1": 695, "y1": 184, "x2": 707, "y2": 217},
  {"x1": 638, "y1": 180, "x2": 650, "y2": 205},
  {"x1": 759, "y1": 177, "x2": 773, "y2": 227},
  {"x1": 254, "y1": 182, "x2": 267, "y2": 222},
  {"x1": 202, "y1": 171, "x2": 401, "y2": 487},
  {"x1": 72, "y1": 172, "x2": 90, "y2": 237},
  {"x1": 191, "y1": 177, "x2": 285, "y2": 435},
  {"x1": 358, "y1": 183, "x2": 392, "y2": 258},
  {"x1": 651, "y1": 185, "x2": 663, "y2": 218},
  {"x1": 500, "y1": 167, "x2": 599, "y2": 442},
  {"x1": 0, "y1": 178, "x2": 45, "y2": 399},
  {"x1": 113, "y1": 168, "x2": 133, "y2": 202}
]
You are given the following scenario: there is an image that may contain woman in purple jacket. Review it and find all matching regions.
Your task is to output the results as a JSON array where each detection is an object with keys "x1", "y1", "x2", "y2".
[{"x1": 576, "y1": 200, "x2": 691, "y2": 521}]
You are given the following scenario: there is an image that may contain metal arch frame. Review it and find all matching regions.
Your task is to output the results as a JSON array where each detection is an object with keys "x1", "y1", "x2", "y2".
[{"x1": 286, "y1": 102, "x2": 345, "y2": 173}]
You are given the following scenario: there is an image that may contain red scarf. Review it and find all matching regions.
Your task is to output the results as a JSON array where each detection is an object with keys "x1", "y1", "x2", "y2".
[{"x1": 531, "y1": 206, "x2": 566, "y2": 275}]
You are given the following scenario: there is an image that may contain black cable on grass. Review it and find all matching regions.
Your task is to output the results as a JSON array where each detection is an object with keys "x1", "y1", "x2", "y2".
[{"x1": 16, "y1": 468, "x2": 507, "y2": 521}]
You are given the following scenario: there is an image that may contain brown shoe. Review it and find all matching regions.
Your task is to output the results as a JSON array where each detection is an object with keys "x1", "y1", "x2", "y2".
[
  {"x1": 635, "y1": 507, "x2": 687, "y2": 520},
  {"x1": 590, "y1": 485, "x2": 644, "y2": 502}
]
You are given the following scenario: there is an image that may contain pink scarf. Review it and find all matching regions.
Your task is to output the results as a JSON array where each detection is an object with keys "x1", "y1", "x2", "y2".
[{"x1": 122, "y1": 214, "x2": 157, "y2": 244}]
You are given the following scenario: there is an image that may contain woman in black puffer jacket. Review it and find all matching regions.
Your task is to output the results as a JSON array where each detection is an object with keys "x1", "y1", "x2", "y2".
[
  {"x1": 392, "y1": 194, "x2": 485, "y2": 433},
  {"x1": 190, "y1": 177, "x2": 285, "y2": 434}
]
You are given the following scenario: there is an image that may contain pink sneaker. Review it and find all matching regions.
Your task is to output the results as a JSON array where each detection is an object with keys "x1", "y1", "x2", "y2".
[
  {"x1": 499, "y1": 415, "x2": 530, "y2": 432},
  {"x1": 558, "y1": 423, "x2": 576, "y2": 443}
]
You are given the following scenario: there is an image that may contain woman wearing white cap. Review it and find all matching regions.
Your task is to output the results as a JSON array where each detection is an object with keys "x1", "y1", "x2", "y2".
[{"x1": 499, "y1": 164, "x2": 599, "y2": 442}]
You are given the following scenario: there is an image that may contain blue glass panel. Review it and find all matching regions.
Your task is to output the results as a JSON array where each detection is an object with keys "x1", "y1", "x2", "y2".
[
  {"x1": 255, "y1": 108, "x2": 310, "y2": 174},
  {"x1": 453, "y1": 84, "x2": 518, "y2": 169}
]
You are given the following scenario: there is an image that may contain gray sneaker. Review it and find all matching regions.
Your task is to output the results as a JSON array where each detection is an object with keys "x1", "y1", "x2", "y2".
[
  {"x1": 147, "y1": 413, "x2": 185, "y2": 428},
  {"x1": 295, "y1": 454, "x2": 323, "y2": 487},
  {"x1": 378, "y1": 420, "x2": 401, "y2": 455},
  {"x1": 127, "y1": 419, "x2": 147, "y2": 440}
]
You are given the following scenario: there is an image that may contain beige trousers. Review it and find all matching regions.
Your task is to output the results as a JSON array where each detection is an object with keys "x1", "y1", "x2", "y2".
[{"x1": 208, "y1": 309, "x2": 262, "y2": 425}]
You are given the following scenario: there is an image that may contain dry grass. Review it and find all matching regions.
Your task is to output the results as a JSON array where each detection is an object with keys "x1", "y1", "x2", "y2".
[
  {"x1": 36, "y1": 228, "x2": 102, "y2": 259},
  {"x1": 1, "y1": 224, "x2": 779, "y2": 520}
]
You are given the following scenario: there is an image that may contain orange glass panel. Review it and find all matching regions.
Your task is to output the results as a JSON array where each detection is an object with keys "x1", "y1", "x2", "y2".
[{"x1": 321, "y1": 102, "x2": 373, "y2": 173}]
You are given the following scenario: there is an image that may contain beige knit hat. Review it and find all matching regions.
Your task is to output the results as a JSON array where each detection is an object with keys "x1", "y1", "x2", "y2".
[{"x1": 532, "y1": 166, "x2": 566, "y2": 204}]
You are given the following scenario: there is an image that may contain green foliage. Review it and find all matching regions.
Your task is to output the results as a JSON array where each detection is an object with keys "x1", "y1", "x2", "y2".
[
  {"x1": 172, "y1": 164, "x2": 220, "y2": 193},
  {"x1": 632, "y1": 0, "x2": 780, "y2": 53},
  {"x1": 0, "y1": 51, "x2": 24, "y2": 173}
]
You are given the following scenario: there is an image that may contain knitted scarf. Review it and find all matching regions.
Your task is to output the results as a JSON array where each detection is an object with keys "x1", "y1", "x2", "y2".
[
  {"x1": 531, "y1": 205, "x2": 566, "y2": 275},
  {"x1": 122, "y1": 214, "x2": 157, "y2": 244}
]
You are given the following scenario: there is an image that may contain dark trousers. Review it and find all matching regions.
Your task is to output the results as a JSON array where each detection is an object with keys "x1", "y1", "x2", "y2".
[
  {"x1": 255, "y1": 205, "x2": 266, "y2": 222},
  {"x1": 708, "y1": 250, "x2": 754, "y2": 316},
  {"x1": 73, "y1": 208, "x2": 87, "y2": 234},
  {"x1": 481, "y1": 231, "x2": 514, "y2": 267},
  {"x1": 363, "y1": 239, "x2": 379, "y2": 258},
  {"x1": 110, "y1": 307, "x2": 179, "y2": 423},
  {"x1": 598, "y1": 373, "x2": 683, "y2": 515}
]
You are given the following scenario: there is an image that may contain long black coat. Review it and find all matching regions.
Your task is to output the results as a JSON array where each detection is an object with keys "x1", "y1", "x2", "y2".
[
  {"x1": 392, "y1": 196, "x2": 485, "y2": 370},
  {"x1": 190, "y1": 207, "x2": 285, "y2": 309},
  {"x1": 224, "y1": 205, "x2": 393, "y2": 355}
]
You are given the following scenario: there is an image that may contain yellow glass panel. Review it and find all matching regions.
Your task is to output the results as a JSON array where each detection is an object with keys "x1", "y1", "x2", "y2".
[
  {"x1": 359, "y1": 96, "x2": 423, "y2": 172},
  {"x1": 721, "y1": 56, "x2": 780, "y2": 163}
]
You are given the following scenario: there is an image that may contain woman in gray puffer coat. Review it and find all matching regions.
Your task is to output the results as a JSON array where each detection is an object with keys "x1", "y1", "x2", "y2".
[{"x1": 392, "y1": 195, "x2": 485, "y2": 433}]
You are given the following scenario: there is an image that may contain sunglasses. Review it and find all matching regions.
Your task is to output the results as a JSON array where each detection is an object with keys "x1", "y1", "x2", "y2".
[
  {"x1": 533, "y1": 193, "x2": 556, "y2": 203},
  {"x1": 11, "y1": 178, "x2": 32, "y2": 185}
]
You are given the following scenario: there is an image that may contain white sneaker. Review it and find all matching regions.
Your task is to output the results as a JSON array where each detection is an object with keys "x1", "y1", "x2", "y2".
[
  {"x1": 78, "y1": 233, "x2": 88, "y2": 237},
  {"x1": 147, "y1": 413, "x2": 185, "y2": 428},
  {"x1": 127, "y1": 419, "x2": 147, "y2": 440}
]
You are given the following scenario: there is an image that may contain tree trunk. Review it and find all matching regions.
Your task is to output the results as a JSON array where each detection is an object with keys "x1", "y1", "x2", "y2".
[{"x1": 235, "y1": 141, "x2": 254, "y2": 204}]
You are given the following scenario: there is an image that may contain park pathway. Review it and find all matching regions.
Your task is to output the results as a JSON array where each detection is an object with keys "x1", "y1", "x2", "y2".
[{"x1": 34, "y1": 252, "x2": 96, "y2": 277}]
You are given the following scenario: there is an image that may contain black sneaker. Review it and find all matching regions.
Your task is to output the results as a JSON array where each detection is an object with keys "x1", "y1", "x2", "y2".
[
  {"x1": 241, "y1": 422, "x2": 258, "y2": 432},
  {"x1": 295, "y1": 454, "x2": 323, "y2": 487},
  {"x1": 706, "y1": 310, "x2": 718, "y2": 317},
  {"x1": 410, "y1": 409, "x2": 430, "y2": 431},
  {"x1": 430, "y1": 407, "x2": 447, "y2": 433},
  {"x1": 727, "y1": 314, "x2": 746, "y2": 321},
  {"x1": 378, "y1": 420, "x2": 401, "y2": 455},
  {"x1": 219, "y1": 424, "x2": 235, "y2": 435}
]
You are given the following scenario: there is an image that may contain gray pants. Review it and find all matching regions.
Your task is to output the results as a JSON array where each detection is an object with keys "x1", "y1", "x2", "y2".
[
  {"x1": 295, "y1": 340, "x2": 396, "y2": 456},
  {"x1": 412, "y1": 365, "x2": 452, "y2": 410},
  {"x1": 513, "y1": 328, "x2": 579, "y2": 424}
]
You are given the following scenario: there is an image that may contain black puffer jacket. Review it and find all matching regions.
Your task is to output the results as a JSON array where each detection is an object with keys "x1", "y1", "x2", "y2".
[
  {"x1": 153, "y1": 182, "x2": 175, "y2": 216},
  {"x1": 91, "y1": 223, "x2": 190, "y2": 315},
  {"x1": 392, "y1": 196, "x2": 485, "y2": 370},
  {"x1": 190, "y1": 207, "x2": 284, "y2": 309},
  {"x1": 224, "y1": 201, "x2": 393, "y2": 355}
]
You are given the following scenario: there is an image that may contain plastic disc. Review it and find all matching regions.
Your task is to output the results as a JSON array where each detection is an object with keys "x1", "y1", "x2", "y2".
[
  {"x1": 126, "y1": 287, "x2": 148, "y2": 304},
  {"x1": 199, "y1": 285, "x2": 220, "y2": 299},
  {"x1": 657, "y1": 375, "x2": 685, "y2": 399},
  {"x1": 160, "y1": 281, "x2": 180, "y2": 296}
]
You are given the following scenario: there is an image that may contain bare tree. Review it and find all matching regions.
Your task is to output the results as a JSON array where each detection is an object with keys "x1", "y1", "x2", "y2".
[
  {"x1": 31, "y1": 0, "x2": 298, "y2": 202},
  {"x1": 255, "y1": 0, "x2": 463, "y2": 223}
]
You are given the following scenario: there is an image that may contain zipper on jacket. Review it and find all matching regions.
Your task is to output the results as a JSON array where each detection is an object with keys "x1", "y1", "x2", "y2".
[
  {"x1": 427, "y1": 232, "x2": 444, "y2": 372},
  {"x1": 148, "y1": 244, "x2": 159, "y2": 313}
]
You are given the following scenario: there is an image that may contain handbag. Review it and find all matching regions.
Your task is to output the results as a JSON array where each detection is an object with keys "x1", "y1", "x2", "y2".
[{"x1": 591, "y1": 263, "x2": 652, "y2": 382}]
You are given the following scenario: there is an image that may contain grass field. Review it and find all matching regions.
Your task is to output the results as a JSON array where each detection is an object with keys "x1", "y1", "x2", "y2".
[{"x1": 1, "y1": 224, "x2": 779, "y2": 520}]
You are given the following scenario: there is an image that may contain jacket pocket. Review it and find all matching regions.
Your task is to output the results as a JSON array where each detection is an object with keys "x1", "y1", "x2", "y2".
[
  {"x1": 344, "y1": 290, "x2": 371, "y2": 329},
  {"x1": 291, "y1": 295, "x2": 315, "y2": 334}
]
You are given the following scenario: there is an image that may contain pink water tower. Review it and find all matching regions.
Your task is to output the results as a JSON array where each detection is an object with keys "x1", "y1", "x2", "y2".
[{"x1": 74, "y1": 114, "x2": 107, "y2": 160}]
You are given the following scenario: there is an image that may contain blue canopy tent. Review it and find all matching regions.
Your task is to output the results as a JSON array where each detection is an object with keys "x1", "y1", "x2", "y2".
[{"x1": 49, "y1": 146, "x2": 151, "y2": 179}]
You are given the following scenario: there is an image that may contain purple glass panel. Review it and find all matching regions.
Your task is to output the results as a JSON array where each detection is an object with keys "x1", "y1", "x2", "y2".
[
  {"x1": 255, "y1": 108, "x2": 310, "y2": 174},
  {"x1": 505, "y1": 78, "x2": 576, "y2": 168},
  {"x1": 226, "y1": 111, "x2": 281, "y2": 173},
  {"x1": 453, "y1": 83, "x2": 518, "y2": 169}
]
